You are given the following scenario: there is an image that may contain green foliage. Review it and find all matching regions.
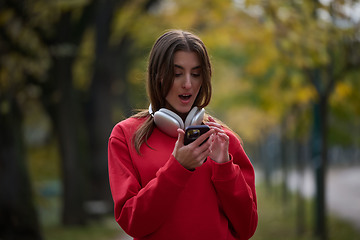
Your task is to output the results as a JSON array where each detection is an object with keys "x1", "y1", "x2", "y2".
[
  {"x1": 329, "y1": 76, "x2": 360, "y2": 146},
  {"x1": 104, "y1": 0, "x2": 360, "y2": 146},
  {"x1": 73, "y1": 28, "x2": 95, "y2": 91}
]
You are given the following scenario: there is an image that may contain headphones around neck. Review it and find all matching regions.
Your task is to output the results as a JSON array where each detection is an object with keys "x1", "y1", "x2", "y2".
[{"x1": 149, "y1": 104, "x2": 205, "y2": 137}]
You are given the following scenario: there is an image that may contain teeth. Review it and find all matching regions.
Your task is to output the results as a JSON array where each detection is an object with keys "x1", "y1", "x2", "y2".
[{"x1": 179, "y1": 94, "x2": 191, "y2": 100}]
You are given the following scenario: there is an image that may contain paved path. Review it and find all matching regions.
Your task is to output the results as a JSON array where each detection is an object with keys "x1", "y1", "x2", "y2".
[
  {"x1": 287, "y1": 166, "x2": 360, "y2": 230},
  {"x1": 114, "y1": 232, "x2": 132, "y2": 240}
]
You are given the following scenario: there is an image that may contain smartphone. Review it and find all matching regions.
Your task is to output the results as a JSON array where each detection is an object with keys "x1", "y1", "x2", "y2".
[{"x1": 184, "y1": 125, "x2": 210, "y2": 145}]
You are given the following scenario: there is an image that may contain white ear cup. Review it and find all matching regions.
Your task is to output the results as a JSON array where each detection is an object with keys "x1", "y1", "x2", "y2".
[
  {"x1": 149, "y1": 104, "x2": 205, "y2": 137},
  {"x1": 184, "y1": 107, "x2": 198, "y2": 128},
  {"x1": 184, "y1": 107, "x2": 205, "y2": 128},
  {"x1": 153, "y1": 109, "x2": 184, "y2": 137}
]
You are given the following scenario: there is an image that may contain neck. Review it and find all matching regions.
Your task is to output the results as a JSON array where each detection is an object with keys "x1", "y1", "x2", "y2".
[{"x1": 164, "y1": 103, "x2": 189, "y2": 122}]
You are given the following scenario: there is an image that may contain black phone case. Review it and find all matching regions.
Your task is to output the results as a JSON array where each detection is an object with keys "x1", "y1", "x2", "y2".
[{"x1": 184, "y1": 125, "x2": 210, "y2": 145}]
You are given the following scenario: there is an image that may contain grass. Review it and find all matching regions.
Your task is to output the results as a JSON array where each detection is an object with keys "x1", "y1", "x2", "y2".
[
  {"x1": 43, "y1": 217, "x2": 122, "y2": 240},
  {"x1": 40, "y1": 183, "x2": 360, "y2": 240},
  {"x1": 252, "y1": 184, "x2": 360, "y2": 240}
]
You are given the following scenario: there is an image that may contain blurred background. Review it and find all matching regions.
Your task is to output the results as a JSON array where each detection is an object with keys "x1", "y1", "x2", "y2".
[{"x1": 0, "y1": 0, "x2": 359, "y2": 240}]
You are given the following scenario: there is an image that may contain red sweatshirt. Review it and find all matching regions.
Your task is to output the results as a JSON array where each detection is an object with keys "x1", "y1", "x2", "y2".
[{"x1": 108, "y1": 117, "x2": 258, "y2": 240}]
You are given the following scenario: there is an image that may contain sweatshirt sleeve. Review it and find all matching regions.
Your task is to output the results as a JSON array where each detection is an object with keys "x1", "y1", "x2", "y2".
[
  {"x1": 210, "y1": 131, "x2": 258, "y2": 240},
  {"x1": 108, "y1": 125, "x2": 193, "y2": 238}
]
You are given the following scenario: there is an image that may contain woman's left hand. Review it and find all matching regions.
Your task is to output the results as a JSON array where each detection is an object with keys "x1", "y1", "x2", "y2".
[{"x1": 206, "y1": 117, "x2": 230, "y2": 164}]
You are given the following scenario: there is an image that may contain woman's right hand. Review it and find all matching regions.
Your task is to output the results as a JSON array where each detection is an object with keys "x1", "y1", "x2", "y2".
[{"x1": 172, "y1": 128, "x2": 214, "y2": 170}]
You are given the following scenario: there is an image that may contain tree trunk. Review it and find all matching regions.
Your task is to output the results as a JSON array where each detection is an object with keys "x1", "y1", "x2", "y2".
[
  {"x1": 55, "y1": 57, "x2": 88, "y2": 225},
  {"x1": 313, "y1": 95, "x2": 329, "y2": 240},
  {"x1": 85, "y1": 0, "x2": 118, "y2": 209},
  {"x1": 0, "y1": 97, "x2": 43, "y2": 240},
  {"x1": 307, "y1": 66, "x2": 333, "y2": 240},
  {"x1": 85, "y1": 0, "x2": 146, "y2": 208},
  {"x1": 296, "y1": 140, "x2": 306, "y2": 236},
  {"x1": 280, "y1": 118, "x2": 288, "y2": 205},
  {"x1": 42, "y1": 11, "x2": 90, "y2": 225}
]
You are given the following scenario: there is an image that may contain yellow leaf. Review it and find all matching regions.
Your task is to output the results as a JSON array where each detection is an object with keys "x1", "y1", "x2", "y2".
[{"x1": 335, "y1": 82, "x2": 352, "y2": 98}]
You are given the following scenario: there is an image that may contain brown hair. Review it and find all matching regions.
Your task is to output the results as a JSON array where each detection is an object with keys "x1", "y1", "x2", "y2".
[{"x1": 132, "y1": 30, "x2": 213, "y2": 154}]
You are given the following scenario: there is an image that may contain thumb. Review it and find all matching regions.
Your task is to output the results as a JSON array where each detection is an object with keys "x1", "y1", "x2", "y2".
[{"x1": 176, "y1": 128, "x2": 185, "y2": 147}]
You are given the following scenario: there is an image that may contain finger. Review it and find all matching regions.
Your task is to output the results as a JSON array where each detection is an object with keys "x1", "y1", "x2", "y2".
[
  {"x1": 209, "y1": 126, "x2": 223, "y2": 134},
  {"x1": 209, "y1": 133, "x2": 215, "y2": 143},
  {"x1": 208, "y1": 116, "x2": 216, "y2": 122},
  {"x1": 217, "y1": 132, "x2": 229, "y2": 142},
  {"x1": 196, "y1": 149, "x2": 210, "y2": 163},
  {"x1": 206, "y1": 122, "x2": 222, "y2": 129},
  {"x1": 206, "y1": 123, "x2": 224, "y2": 135},
  {"x1": 197, "y1": 136, "x2": 213, "y2": 154},
  {"x1": 200, "y1": 157, "x2": 208, "y2": 165},
  {"x1": 193, "y1": 129, "x2": 214, "y2": 146},
  {"x1": 177, "y1": 128, "x2": 185, "y2": 147}
]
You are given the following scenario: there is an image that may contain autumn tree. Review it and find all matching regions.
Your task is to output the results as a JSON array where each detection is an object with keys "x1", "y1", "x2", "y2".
[
  {"x1": 0, "y1": 0, "x2": 45, "y2": 238},
  {"x1": 254, "y1": 1, "x2": 360, "y2": 239}
]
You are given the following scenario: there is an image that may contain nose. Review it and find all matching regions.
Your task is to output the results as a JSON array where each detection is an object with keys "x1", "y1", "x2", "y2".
[{"x1": 183, "y1": 74, "x2": 192, "y2": 89}]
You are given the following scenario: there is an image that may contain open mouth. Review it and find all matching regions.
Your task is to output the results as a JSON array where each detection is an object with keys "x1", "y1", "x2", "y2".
[{"x1": 179, "y1": 94, "x2": 192, "y2": 101}]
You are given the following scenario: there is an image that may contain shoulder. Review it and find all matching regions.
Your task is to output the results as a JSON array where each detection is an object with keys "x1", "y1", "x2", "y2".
[
  {"x1": 110, "y1": 117, "x2": 147, "y2": 139},
  {"x1": 223, "y1": 127, "x2": 243, "y2": 149}
]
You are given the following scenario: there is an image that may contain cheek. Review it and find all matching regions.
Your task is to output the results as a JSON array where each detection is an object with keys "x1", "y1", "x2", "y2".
[
  {"x1": 195, "y1": 79, "x2": 203, "y2": 92},
  {"x1": 165, "y1": 84, "x2": 177, "y2": 99}
]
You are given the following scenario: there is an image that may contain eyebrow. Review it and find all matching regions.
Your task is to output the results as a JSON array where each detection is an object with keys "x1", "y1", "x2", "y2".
[{"x1": 174, "y1": 64, "x2": 201, "y2": 70}]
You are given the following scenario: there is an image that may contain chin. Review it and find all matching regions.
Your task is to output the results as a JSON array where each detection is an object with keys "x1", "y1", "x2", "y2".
[
  {"x1": 165, "y1": 101, "x2": 193, "y2": 115},
  {"x1": 178, "y1": 106, "x2": 192, "y2": 114}
]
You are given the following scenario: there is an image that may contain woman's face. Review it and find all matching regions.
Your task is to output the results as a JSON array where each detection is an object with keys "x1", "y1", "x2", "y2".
[{"x1": 165, "y1": 51, "x2": 203, "y2": 119}]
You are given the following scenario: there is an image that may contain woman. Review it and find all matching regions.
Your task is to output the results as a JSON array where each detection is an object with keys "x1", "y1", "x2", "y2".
[{"x1": 108, "y1": 30, "x2": 258, "y2": 240}]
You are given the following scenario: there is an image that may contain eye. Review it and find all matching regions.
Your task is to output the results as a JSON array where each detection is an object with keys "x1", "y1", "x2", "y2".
[
  {"x1": 191, "y1": 73, "x2": 201, "y2": 77},
  {"x1": 174, "y1": 73, "x2": 182, "y2": 77}
]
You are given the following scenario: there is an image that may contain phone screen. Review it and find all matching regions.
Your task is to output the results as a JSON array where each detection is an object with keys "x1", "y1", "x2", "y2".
[{"x1": 184, "y1": 125, "x2": 210, "y2": 145}]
